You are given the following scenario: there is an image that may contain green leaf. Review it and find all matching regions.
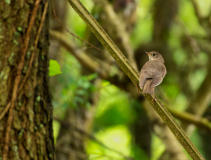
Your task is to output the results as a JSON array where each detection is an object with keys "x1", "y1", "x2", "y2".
[{"x1": 49, "y1": 60, "x2": 62, "y2": 76}]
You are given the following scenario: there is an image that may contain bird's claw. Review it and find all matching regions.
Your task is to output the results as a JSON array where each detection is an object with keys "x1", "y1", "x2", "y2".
[{"x1": 152, "y1": 95, "x2": 156, "y2": 102}]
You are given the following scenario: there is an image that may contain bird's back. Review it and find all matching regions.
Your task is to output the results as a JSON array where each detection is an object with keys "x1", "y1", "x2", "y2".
[{"x1": 141, "y1": 60, "x2": 166, "y2": 78}]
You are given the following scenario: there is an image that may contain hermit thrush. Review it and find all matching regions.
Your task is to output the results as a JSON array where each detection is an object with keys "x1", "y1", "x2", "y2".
[{"x1": 139, "y1": 51, "x2": 167, "y2": 100}]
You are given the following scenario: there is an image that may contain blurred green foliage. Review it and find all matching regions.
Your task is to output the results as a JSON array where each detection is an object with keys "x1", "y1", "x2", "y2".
[
  {"x1": 87, "y1": 125, "x2": 131, "y2": 160},
  {"x1": 51, "y1": 0, "x2": 211, "y2": 159},
  {"x1": 130, "y1": 0, "x2": 153, "y2": 49},
  {"x1": 94, "y1": 83, "x2": 134, "y2": 130}
]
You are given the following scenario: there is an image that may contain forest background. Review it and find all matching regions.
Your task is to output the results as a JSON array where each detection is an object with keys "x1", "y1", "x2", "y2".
[
  {"x1": 0, "y1": 0, "x2": 211, "y2": 160},
  {"x1": 51, "y1": 0, "x2": 211, "y2": 160}
]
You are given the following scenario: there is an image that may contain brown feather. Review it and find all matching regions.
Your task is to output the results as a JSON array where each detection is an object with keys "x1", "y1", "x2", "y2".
[{"x1": 142, "y1": 79, "x2": 154, "y2": 95}]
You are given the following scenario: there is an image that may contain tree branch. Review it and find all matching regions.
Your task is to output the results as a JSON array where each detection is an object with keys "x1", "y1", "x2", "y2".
[
  {"x1": 143, "y1": 101, "x2": 188, "y2": 160},
  {"x1": 3, "y1": 0, "x2": 42, "y2": 159},
  {"x1": 92, "y1": 0, "x2": 138, "y2": 71},
  {"x1": 181, "y1": 63, "x2": 211, "y2": 135},
  {"x1": 67, "y1": 0, "x2": 205, "y2": 159},
  {"x1": 167, "y1": 106, "x2": 211, "y2": 133},
  {"x1": 51, "y1": 0, "x2": 103, "y2": 54},
  {"x1": 50, "y1": 30, "x2": 105, "y2": 76},
  {"x1": 175, "y1": 1, "x2": 211, "y2": 136},
  {"x1": 51, "y1": 30, "x2": 211, "y2": 134},
  {"x1": 50, "y1": 30, "x2": 127, "y2": 91}
]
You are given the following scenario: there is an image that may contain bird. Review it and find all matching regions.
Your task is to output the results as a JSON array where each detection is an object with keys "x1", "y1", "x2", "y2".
[{"x1": 138, "y1": 51, "x2": 167, "y2": 101}]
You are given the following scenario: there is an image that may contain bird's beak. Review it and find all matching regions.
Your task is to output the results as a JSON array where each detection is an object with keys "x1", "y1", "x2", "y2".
[{"x1": 144, "y1": 51, "x2": 150, "y2": 56}]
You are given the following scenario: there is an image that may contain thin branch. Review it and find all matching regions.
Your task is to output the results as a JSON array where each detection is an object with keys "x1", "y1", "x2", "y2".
[
  {"x1": 167, "y1": 106, "x2": 211, "y2": 133},
  {"x1": 67, "y1": 0, "x2": 205, "y2": 159},
  {"x1": 3, "y1": 0, "x2": 41, "y2": 160},
  {"x1": 50, "y1": 30, "x2": 211, "y2": 134},
  {"x1": 175, "y1": 1, "x2": 211, "y2": 135},
  {"x1": 50, "y1": 30, "x2": 128, "y2": 91},
  {"x1": 143, "y1": 100, "x2": 189, "y2": 160},
  {"x1": 53, "y1": 117, "x2": 133, "y2": 160},
  {"x1": 91, "y1": 0, "x2": 138, "y2": 71},
  {"x1": 51, "y1": 0, "x2": 103, "y2": 54},
  {"x1": 0, "y1": 102, "x2": 11, "y2": 121},
  {"x1": 50, "y1": 30, "x2": 108, "y2": 78},
  {"x1": 182, "y1": 63, "x2": 211, "y2": 134}
]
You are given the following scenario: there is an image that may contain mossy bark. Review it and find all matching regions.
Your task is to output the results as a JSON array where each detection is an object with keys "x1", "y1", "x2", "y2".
[{"x1": 0, "y1": 1, "x2": 54, "y2": 160}]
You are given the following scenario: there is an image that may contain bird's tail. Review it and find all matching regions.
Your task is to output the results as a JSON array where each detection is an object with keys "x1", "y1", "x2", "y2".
[{"x1": 143, "y1": 79, "x2": 154, "y2": 95}]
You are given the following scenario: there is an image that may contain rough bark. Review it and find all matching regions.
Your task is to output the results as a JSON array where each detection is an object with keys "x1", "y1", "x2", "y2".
[{"x1": 0, "y1": 1, "x2": 54, "y2": 160}]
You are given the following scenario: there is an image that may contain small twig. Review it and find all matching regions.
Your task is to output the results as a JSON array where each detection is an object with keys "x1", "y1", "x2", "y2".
[
  {"x1": 166, "y1": 106, "x2": 211, "y2": 133},
  {"x1": 0, "y1": 102, "x2": 11, "y2": 121},
  {"x1": 50, "y1": 30, "x2": 108, "y2": 79},
  {"x1": 50, "y1": 30, "x2": 127, "y2": 90},
  {"x1": 19, "y1": 1, "x2": 49, "y2": 92},
  {"x1": 3, "y1": 1, "x2": 41, "y2": 160},
  {"x1": 53, "y1": 117, "x2": 133, "y2": 160},
  {"x1": 77, "y1": 46, "x2": 94, "y2": 51},
  {"x1": 50, "y1": 0, "x2": 103, "y2": 54},
  {"x1": 51, "y1": 29, "x2": 211, "y2": 134}
]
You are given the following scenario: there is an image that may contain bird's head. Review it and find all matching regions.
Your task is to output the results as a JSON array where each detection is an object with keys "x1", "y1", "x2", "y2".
[{"x1": 144, "y1": 51, "x2": 164, "y2": 63}]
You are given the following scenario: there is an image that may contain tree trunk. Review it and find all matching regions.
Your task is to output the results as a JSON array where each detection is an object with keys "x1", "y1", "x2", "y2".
[{"x1": 0, "y1": 1, "x2": 54, "y2": 160}]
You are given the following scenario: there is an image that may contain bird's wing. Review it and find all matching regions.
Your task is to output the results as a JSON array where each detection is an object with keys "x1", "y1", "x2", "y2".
[
  {"x1": 143, "y1": 61, "x2": 166, "y2": 78},
  {"x1": 140, "y1": 63, "x2": 151, "y2": 78}
]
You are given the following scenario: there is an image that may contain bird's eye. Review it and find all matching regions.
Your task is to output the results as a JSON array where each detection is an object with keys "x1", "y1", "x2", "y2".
[{"x1": 153, "y1": 53, "x2": 156, "y2": 56}]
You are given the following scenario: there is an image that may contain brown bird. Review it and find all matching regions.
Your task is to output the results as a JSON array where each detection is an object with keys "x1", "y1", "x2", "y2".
[{"x1": 139, "y1": 51, "x2": 167, "y2": 100}]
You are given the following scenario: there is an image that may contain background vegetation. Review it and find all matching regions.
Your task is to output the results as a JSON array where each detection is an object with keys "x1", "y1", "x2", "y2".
[{"x1": 50, "y1": 0, "x2": 211, "y2": 159}]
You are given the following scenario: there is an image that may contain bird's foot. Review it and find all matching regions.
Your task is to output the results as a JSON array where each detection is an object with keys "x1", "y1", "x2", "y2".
[{"x1": 152, "y1": 95, "x2": 156, "y2": 102}]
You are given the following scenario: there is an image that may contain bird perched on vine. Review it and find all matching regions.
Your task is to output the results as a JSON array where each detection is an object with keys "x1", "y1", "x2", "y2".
[{"x1": 138, "y1": 51, "x2": 167, "y2": 101}]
